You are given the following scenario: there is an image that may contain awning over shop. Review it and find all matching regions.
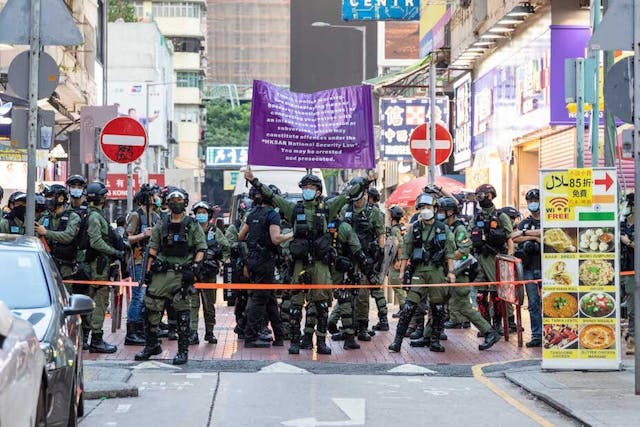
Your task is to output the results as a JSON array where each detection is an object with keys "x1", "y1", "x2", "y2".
[
  {"x1": 385, "y1": 175, "x2": 469, "y2": 208},
  {"x1": 365, "y1": 56, "x2": 431, "y2": 97}
]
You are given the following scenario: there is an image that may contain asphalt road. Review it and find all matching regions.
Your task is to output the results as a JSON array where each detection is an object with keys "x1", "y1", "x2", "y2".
[{"x1": 79, "y1": 361, "x2": 579, "y2": 427}]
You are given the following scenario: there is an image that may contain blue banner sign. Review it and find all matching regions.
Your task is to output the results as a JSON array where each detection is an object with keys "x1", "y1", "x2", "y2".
[
  {"x1": 205, "y1": 146, "x2": 248, "y2": 168},
  {"x1": 342, "y1": 0, "x2": 420, "y2": 21}
]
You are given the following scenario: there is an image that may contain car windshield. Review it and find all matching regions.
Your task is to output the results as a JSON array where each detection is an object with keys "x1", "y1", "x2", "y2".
[{"x1": 0, "y1": 251, "x2": 50, "y2": 309}]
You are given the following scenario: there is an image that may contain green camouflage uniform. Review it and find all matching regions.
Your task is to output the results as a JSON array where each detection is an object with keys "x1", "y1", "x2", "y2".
[
  {"x1": 0, "y1": 215, "x2": 24, "y2": 234},
  {"x1": 40, "y1": 209, "x2": 81, "y2": 279},
  {"x1": 327, "y1": 220, "x2": 362, "y2": 336},
  {"x1": 86, "y1": 206, "x2": 120, "y2": 333},
  {"x1": 190, "y1": 224, "x2": 229, "y2": 332},
  {"x1": 388, "y1": 223, "x2": 406, "y2": 306}
]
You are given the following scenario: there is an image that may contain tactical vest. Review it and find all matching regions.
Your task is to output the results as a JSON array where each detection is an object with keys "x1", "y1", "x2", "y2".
[
  {"x1": 46, "y1": 210, "x2": 77, "y2": 261},
  {"x1": 327, "y1": 219, "x2": 346, "y2": 256},
  {"x1": 246, "y1": 206, "x2": 276, "y2": 255},
  {"x1": 412, "y1": 220, "x2": 447, "y2": 266},
  {"x1": 5, "y1": 214, "x2": 24, "y2": 235},
  {"x1": 470, "y1": 211, "x2": 508, "y2": 249},
  {"x1": 292, "y1": 200, "x2": 328, "y2": 240},
  {"x1": 160, "y1": 216, "x2": 194, "y2": 257},
  {"x1": 343, "y1": 203, "x2": 375, "y2": 247}
]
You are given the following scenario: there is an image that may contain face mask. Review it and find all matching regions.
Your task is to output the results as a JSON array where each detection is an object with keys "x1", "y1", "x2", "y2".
[
  {"x1": 479, "y1": 198, "x2": 493, "y2": 209},
  {"x1": 435, "y1": 212, "x2": 446, "y2": 221},
  {"x1": 46, "y1": 198, "x2": 57, "y2": 212},
  {"x1": 195, "y1": 213, "x2": 209, "y2": 224},
  {"x1": 12, "y1": 205, "x2": 26, "y2": 221},
  {"x1": 624, "y1": 207, "x2": 632, "y2": 216},
  {"x1": 69, "y1": 188, "x2": 83, "y2": 199},
  {"x1": 168, "y1": 201, "x2": 184, "y2": 214},
  {"x1": 419, "y1": 208, "x2": 434, "y2": 221},
  {"x1": 528, "y1": 202, "x2": 540, "y2": 212},
  {"x1": 154, "y1": 198, "x2": 162, "y2": 207},
  {"x1": 302, "y1": 189, "x2": 316, "y2": 201}
]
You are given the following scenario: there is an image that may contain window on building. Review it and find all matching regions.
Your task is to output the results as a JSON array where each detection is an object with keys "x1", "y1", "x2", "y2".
[
  {"x1": 177, "y1": 71, "x2": 202, "y2": 89},
  {"x1": 175, "y1": 106, "x2": 199, "y2": 123},
  {"x1": 134, "y1": 1, "x2": 144, "y2": 18},
  {"x1": 152, "y1": 2, "x2": 201, "y2": 19},
  {"x1": 169, "y1": 37, "x2": 201, "y2": 53}
]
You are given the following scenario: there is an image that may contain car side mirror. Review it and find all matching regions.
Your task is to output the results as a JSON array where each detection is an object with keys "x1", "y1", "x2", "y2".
[{"x1": 64, "y1": 294, "x2": 94, "y2": 317}]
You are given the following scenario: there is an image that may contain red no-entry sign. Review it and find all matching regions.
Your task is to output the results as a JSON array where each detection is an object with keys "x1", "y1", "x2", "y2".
[
  {"x1": 409, "y1": 123, "x2": 453, "y2": 167},
  {"x1": 100, "y1": 117, "x2": 147, "y2": 164}
]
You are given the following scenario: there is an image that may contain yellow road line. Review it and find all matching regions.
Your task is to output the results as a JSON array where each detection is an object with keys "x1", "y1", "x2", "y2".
[{"x1": 472, "y1": 361, "x2": 555, "y2": 427}]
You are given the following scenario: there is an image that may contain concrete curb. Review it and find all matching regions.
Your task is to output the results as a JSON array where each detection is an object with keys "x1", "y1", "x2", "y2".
[{"x1": 84, "y1": 365, "x2": 138, "y2": 400}]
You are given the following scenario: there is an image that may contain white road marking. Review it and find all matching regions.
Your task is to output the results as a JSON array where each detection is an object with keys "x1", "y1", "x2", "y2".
[
  {"x1": 115, "y1": 404, "x2": 131, "y2": 414},
  {"x1": 387, "y1": 364, "x2": 436, "y2": 374},
  {"x1": 133, "y1": 361, "x2": 181, "y2": 370},
  {"x1": 281, "y1": 398, "x2": 365, "y2": 426},
  {"x1": 259, "y1": 362, "x2": 310, "y2": 374}
]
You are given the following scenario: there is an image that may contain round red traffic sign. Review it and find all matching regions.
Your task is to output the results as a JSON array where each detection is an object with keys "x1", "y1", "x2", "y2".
[
  {"x1": 99, "y1": 117, "x2": 147, "y2": 164},
  {"x1": 409, "y1": 123, "x2": 453, "y2": 167}
]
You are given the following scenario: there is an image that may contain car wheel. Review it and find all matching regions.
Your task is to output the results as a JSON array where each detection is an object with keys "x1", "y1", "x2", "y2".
[
  {"x1": 35, "y1": 383, "x2": 47, "y2": 427},
  {"x1": 67, "y1": 381, "x2": 78, "y2": 427}
]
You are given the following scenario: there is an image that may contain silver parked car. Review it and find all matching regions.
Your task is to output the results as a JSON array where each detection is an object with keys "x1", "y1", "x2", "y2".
[
  {"x1": 0, "y1": 235, "x2": 94, "y2": 427},
  {"x1": 0, "y1": 299, "x2": 47, "y2": 426}
]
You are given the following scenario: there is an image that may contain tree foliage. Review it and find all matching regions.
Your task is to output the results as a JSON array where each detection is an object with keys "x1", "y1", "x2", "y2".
[
  {"x1": 108, "y1": 0, "x2": 137, "y2": 23},
  {"x1": 205, "y1": 99, "x2": 251, "y2": 147}
]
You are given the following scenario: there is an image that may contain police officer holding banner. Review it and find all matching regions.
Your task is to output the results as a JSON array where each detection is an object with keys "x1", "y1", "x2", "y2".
[
  {"x1": 238, "y1": 187, "x2": 293, "y2": 348},
  {"x1": 135, "y1": 189, "x2": 206, "y2": 365}
]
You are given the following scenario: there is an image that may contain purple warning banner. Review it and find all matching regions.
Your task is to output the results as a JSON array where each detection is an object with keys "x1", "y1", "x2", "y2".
[{"x1": 248, "y1": 80, "x2": 375, "y2": 169}]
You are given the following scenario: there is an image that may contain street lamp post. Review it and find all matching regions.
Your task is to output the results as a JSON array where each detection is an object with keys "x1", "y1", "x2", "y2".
[{"x1": 311, "y1": 22, "x2": 367, "y2": 83}]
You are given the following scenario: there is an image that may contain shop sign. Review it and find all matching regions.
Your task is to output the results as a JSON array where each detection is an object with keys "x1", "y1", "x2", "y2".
[
  {"x1": 472, "y1": 29, "x2": 550, "y2": 153},
  {"x1": 453, "y1": 74, "x2": 471, "y2": 171},
  {"x1": 223, "y1": 170, "x2": 240, "y2": 191},
  {"x1": 419, "y1": 4, "x2": 451, "y2": 57},
  {"x1": 540, "y1": 167, "x2": 621, "y2": 370},
  {"x1": 206, "y1": 147, "x2": 248, "y2": 168},
  {"x1": 341, "y1": 0, "x2": 420, "y2": 21},
  {"x1": 106, "y1": 173, "x2": 165, "y2": 199},
  {"x1": 379, "y1": 97, "x2": 449, "y2": 161}
]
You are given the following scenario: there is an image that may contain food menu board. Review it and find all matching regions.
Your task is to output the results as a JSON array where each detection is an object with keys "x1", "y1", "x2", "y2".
[{"x1": 540, "y1": 168, "x2": 622, "y2": 370}]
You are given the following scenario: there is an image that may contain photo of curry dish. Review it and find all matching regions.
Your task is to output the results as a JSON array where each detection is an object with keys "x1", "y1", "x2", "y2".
[
  {"x1": 578, "y1": 259, "x2": 615, "y2": 286},
  {"x1": 579, "y1": 324, "x2": 616, "y2": 350},
  {"x1": 545, "y1": 261, "x2": 573, "y2": 286},
  {"x1": 543, "y1": 228, "x2": 577, "y2": 253},
  {"x1": 542, "y1": 293, "x2": 578, "y2": 318}
]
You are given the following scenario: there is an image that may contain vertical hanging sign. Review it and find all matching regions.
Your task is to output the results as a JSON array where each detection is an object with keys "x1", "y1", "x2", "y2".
[{"x1": 540, "y1": 168, "x2": 621, "y2": 370}]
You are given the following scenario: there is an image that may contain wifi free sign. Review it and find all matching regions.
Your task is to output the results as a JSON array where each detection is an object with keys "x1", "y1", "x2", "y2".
[{"x1": 544, "y1": 196, "x2": 573, "y2": 221}]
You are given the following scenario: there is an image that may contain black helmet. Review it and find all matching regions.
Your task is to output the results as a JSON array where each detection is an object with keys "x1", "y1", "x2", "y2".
[
  {"x1": 237, "y1": 196, "x2": 252, "y2": 217},
  {"x1": 66, "y1": 174, "x2": 87, "y2": 187},
  {"x1": 437, "y1": 196, "x2": 458, "y2": 211},
  {"x1": 475, "y1": 183, "x2": 497, "y2": 198},
  {"x1": 423, "y1": 184, "x2": 443, "y2": 197},
  {"x1": 10, "y1": 191, "x2": 26, "y2": 204},
  {"x1": 347, "y1": 177, "x2": 368, "y2": 201},
  {"x1": 192, "y1": 200, "x2": 212, "y2": 217},
  {"x1": 248, "y1": 186, "x2": 261, "y2": 200},
  {"x1": 268, "y1": 184, "x2": 281, "y2": 196},
  {"x1": 415, "y1": 192, "x2": 437, "y2": 209},
  {"x1": 389, "y1": 205, "x2": 405, "y2": 219},
  {"x1": 35, "y1": 194, "x2": 47, "y2": 213},
  {"x1": 86, "y1": 181, "x2": 108, "y2": 202},
  {"x1": 500, "y1": 206, "x2": 521, "y2": 220},
  {"x1": 368, "y1": 187, "x2": 381, "y2": 203},
  {"x1": 48, "y1": 184, "x2": 69, "y2": 205},
  {"x1": 626, "y1": 192, "x2": 635, "y2": 207},
  {"x1": 166, "y1": 188, "x2": 189, "y2": 206},
  {"x1": 525, "y1": 188, "x2": 540, "y2": 201},
  {"x1": 298, "y1": 174, "x2": 323, "y2": 192}
]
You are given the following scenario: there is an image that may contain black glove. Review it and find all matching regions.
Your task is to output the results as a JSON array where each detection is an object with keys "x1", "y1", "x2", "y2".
[
  {"x1": 366, "y1": 272, "x2": 378, "y2": 284},
  {"x1": 144, "y1": 270, "x2": 153, "y2": 286},
  {"x1": 192, "y1": 261, "x2": 203, "y2": 279},
  {"x1": 181, "y1": 270, "x2": 196, "y2": 297},
  {"x1": 114, "y1": 250, "x2": 126, "y2": 263}
]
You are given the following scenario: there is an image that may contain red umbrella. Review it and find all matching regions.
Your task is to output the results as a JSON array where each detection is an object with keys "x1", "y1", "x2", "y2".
[{"x1": 385, "y1": 176, "x2": 468, "y2": 208}]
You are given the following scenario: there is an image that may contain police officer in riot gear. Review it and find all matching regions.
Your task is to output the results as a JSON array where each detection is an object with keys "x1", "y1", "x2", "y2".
[
  {"x1": 225, "y1": 196, "x2": 251, "y2": 338},
  {"x1": 469, "y1": 184, "x2": 514, "y2": 333},
  {"x1": 192, "y1": 200, "x2": 230, "y2": 345},
  {"x1": 0, "y1": 192, "x2": 26, "y2": 234},
  {"x1": 238, "y1": 188, "x2": 292, "y2": 348},
  {"x1": 244, "y1": 169, "x2": 367, "y2": 355},
  {"x1": 67, "y1": 174, "x2": 88, "y2": 211},
  {"x1": 512, "y1": 188, "x2": 542, "y2": 347},
  {"x1": 389, "y1": 197, "x2": 456, "y2": 353},
  {"x1": 388, "y1": 206, "x2": 406, "y2": 318},
  {"x1": 135, "y1": 189, "x2": 207, "y2": 365},
  {"x1": 35, "y1": 185, "x2": 81, "y2": 280},
  {"x1": 85, "y1": 182, "x2": 124, "y2": 353},
  {"x1": 340, "y1": 177, "x2": 388, "y2": 339}
]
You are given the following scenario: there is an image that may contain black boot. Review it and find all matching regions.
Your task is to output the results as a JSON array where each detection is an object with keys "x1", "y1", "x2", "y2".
[
  {"x1": 167, "y1": 324, "x2": 178, "y2": 340},
  {"x1": 188, "y1": 331, "x2": 199, "y2": 346},
  {"x1": 244, "y1": 338, "x2": 271, "y2": 348},
  {"x1": 157, "y1": 321, "x2": 169, "y2": 338},
  {"x1": 134, "y1": 324, "x2": 162, "y2": 361},
  {"x1": 410, "y1": 336, "x2": 430, "y2": 347},
  {"x1": 343, "y1": 334, "x2": 361, "y2": 350},
  {"x1": 125, "y1": 322, "x2": 146, "y2": 346},
  {"x1": 327, "y1": 321, "x2": 339, "y2": 334},
  {"x1": 288, "y1": 308, "x2": 302, "y2": 354},
  {"x1": 82, "y1": 329, "x2": 90, "y2": 351},
  {"x1": 429, "y1": 304, "x2": 445, "y2": 353},
  {"x1": 89, "y1": 332, "x2": 117, "y2": 354},
  {"x1": 204, "y1": 330, "x2": 218, "y2": 344},
  {"x1": 372, "y1": 316, "x2": 389, "y2": 331},
  {"x1": 389, "y1": 302, "x2": 416, "y2": 352},
  {"x1": 409, "y1": 326, "x2": 424, "y2": 340},
  {"x1": 479, "y1": 329, "x2": 501, "y2": 351},
  {"x1": 316, "y1": 337, "x2": 332, "y2": 355},
  {"x1": 357, "y1": 321, "x2": 371, "y2": 341},
  {"x1": 300, "y1": 333, "x2": 314, "y2": 350},
  {"x1": 492, "y1": 314, "x2": 504, "y2": 336},
  {"x1": 172, "y1": 311, "x2": 190, "y2": 365}
]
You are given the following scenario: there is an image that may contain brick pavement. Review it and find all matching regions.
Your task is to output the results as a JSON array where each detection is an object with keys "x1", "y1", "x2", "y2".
[{"x1": 86, "y1": 298, "x2": 542, "y2": 365}]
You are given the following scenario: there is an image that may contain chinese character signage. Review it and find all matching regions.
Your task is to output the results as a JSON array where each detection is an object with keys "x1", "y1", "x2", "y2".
[
  {"x1": 106, "y1": 173, "x2": 165, "y2": 199},
  {"x1": 453, "y1": 74, "x2": 471, "y2": 171},
  {"x1": 205, "y1": 147, "x2": 248, "y2": 168},
  {"x1": 342, "y1": 0, "x2": 420, "y2": 21},
  {"x1": 540, "y1": 168, "x2": 621, "y2": 370},
  {"x1": 379, "y1": 97, "x2": 449, "y2": 161}
]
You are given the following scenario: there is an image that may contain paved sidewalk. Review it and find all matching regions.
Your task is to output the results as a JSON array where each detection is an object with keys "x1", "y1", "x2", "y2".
[
  {"x1": 86, "y1": 302, "x2": 541, "y2": 365},
  {"x1": 505, "y1": 363, "x2": 639, "y2": 426}
]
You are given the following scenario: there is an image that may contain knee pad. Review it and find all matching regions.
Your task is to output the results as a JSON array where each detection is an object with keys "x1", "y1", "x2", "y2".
[
  {"x1": 399, "y1": 301, "x2": 418, "y2": 321},
  {"x1": 289, "y1": 306, "x2": 303, "y2": 321},
  {"x1": 315, "y1": 300, "x2": 329, "y2": 314}
]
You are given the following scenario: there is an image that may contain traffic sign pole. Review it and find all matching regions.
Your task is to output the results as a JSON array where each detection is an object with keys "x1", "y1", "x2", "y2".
[
  {"x1": 633, "y1": 0, "x2": 640, "y2": 396},
  {"x1": 25, "y1": 0, "x2": 40, "y2": 237}
]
